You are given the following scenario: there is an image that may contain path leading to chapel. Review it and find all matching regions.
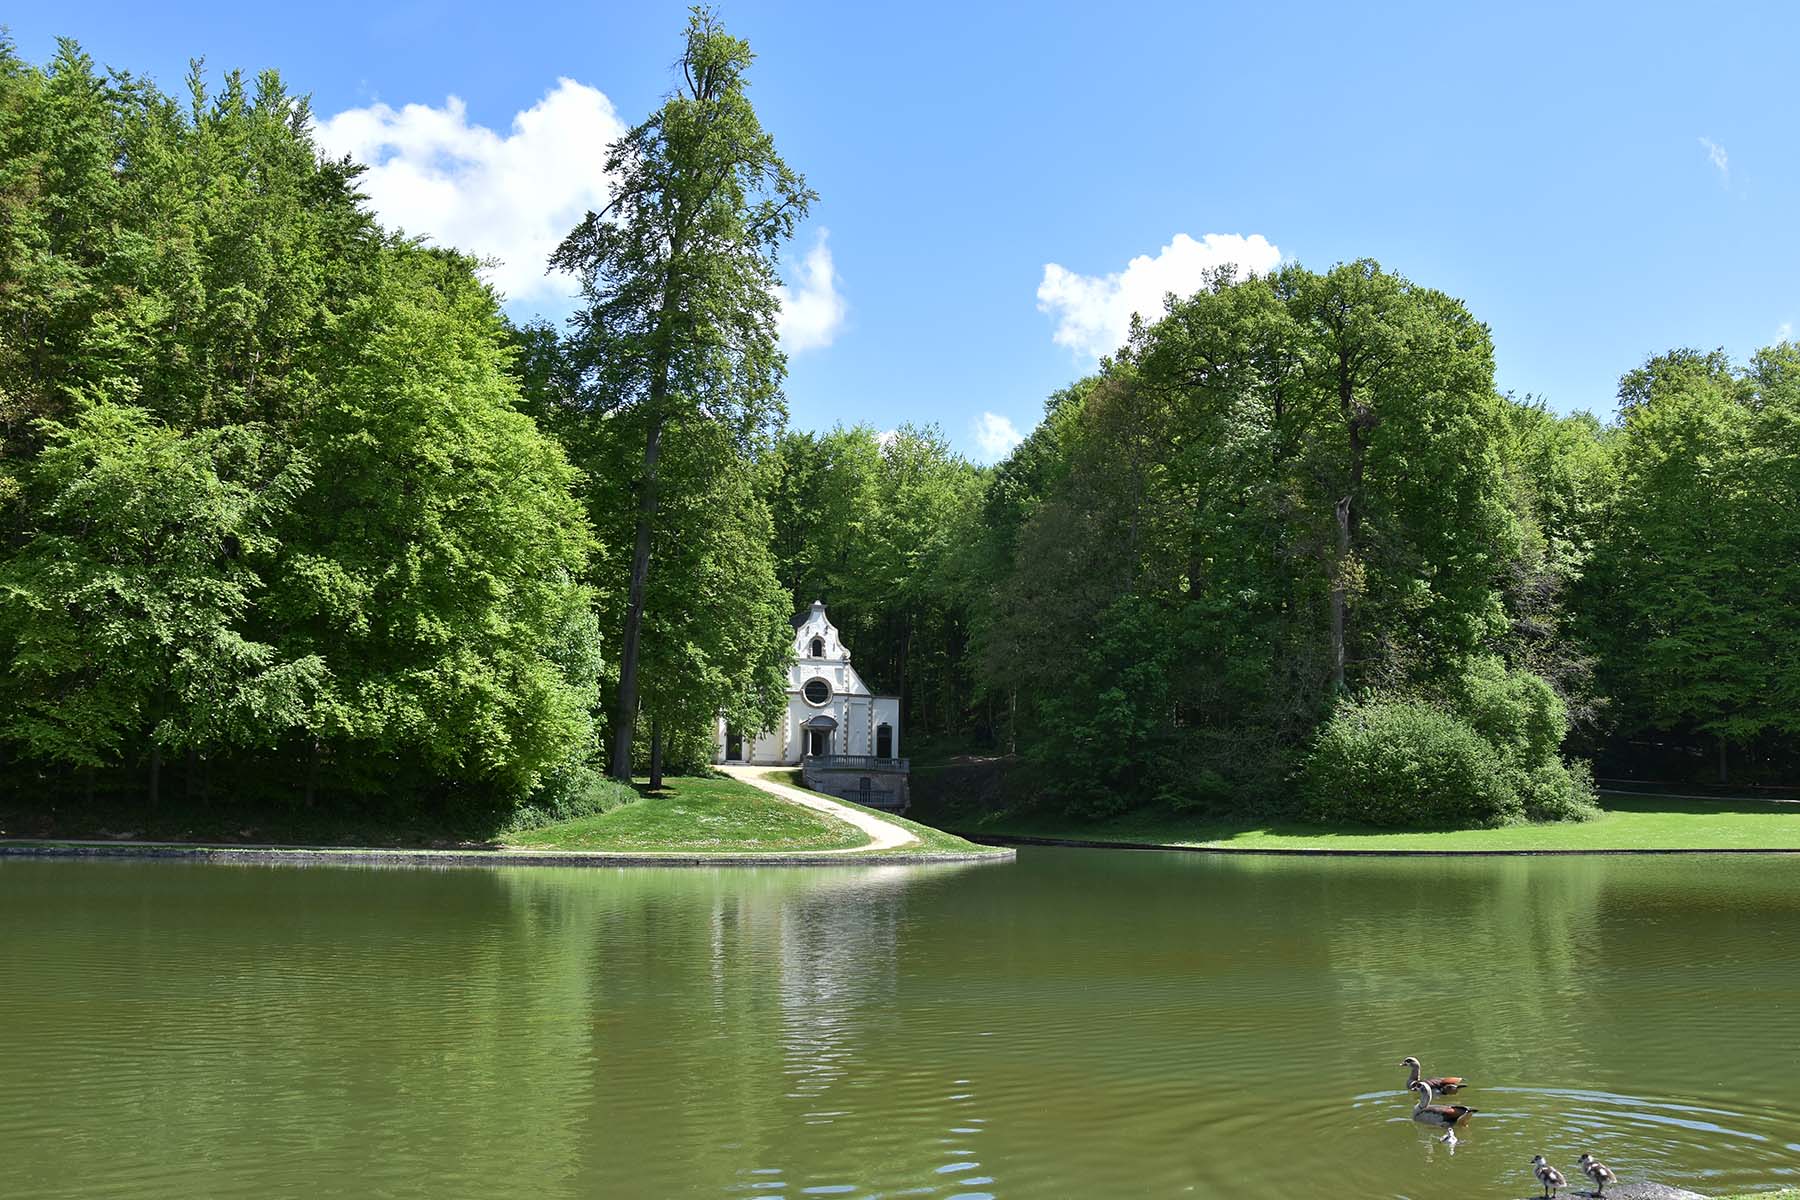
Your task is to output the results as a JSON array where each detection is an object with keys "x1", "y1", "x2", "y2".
[{"x1": 718, "y1": 765, "x2": 919, "y2": 853}]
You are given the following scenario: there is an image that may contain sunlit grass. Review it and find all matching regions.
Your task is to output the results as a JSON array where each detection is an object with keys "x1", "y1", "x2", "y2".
[
  {"x1": 953, "y1": 794, "x2": 1800, "y2": 853},
  {"x1": 504, "y1": 773, "x2": 867, "y2": 853},
  {"x1": 765, "y1": 769, "x2": 1003, "y2": 856}
]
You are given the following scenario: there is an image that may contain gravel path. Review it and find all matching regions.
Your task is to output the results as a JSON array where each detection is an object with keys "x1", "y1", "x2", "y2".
[{"x1": 718, "y1": 764, "x2": 919, "y2": 853}]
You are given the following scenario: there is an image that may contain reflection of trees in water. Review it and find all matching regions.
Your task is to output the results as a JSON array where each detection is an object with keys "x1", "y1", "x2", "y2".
[
  {"x1": 1287, "y1": 856, "x2": 1609, "y2": 1081},
  {"x1": 483, "y1": 862, "x2": 975, "y2": 1192}
]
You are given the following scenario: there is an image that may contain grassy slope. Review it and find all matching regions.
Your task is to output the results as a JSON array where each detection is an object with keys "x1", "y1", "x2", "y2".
[
  {"x1": 502, "y1": 774, "x2": 868, "y2": 853},
  {"x1": 939, "y1": 793, "x2": 1800, "y2": 852},
  {"x1": 1, "y1": 774, "x2": 870, "y2": 856},
  {"x1": 764, "y1": 769, "x2": 1003, "y2": 856}
]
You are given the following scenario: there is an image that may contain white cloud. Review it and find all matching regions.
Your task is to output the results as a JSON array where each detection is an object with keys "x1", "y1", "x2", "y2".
[
  {"x1": 875, "y1": 429, "x2": 899, "y2": 449},
  {"x1": 1779, "y1": 321, "x2": 1794, "y2": 343},
  {"x1": 775, "y1": 230, "x2": 847, "y2": 353},
  {"x1": 1037, "y1": 232, "x2": 1282, "y2": 358},
  {"x1": 1699, "y1": 136, "x2": 1730, "y2": 184},
  {"x1": 316, "y1": 79, "x2": 625, "y2": 304},
  {"x1": 973, "y1": 411, "x2": 1023, "y2": 462}
]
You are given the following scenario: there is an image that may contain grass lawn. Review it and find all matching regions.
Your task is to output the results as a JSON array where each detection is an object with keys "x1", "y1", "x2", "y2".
[
  {"x1": 503, "y1": 773, "x2": 868, "y2": 853},
  {"x1": 941, "y1": 792, "x2": 1800, "y2": 853},
  {"x1": 765, "y1": 770, "x2": 1005, "y2": 856}
]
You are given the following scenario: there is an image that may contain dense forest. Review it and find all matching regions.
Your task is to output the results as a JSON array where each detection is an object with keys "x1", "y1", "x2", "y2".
[{"x1": 1, "y1": 19, "x2": 1794, "y2": 835}]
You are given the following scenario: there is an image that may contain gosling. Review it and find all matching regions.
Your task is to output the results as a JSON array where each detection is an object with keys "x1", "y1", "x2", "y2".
[
  {"x1": 1578, "y1": 1152, "x2": 1618, "y2": 1196},
  {"x1": 1531, "y1": 1154, "x2": 1568, "y2": 1199}
]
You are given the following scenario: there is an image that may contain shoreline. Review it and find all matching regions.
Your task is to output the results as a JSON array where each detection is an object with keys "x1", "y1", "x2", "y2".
[
  {"x1": 955, "y1": 832, "x2": 1800, "y2": 857},
  {"x1": 0, "y1": 838, "x2": 1013, "y2": 869}
]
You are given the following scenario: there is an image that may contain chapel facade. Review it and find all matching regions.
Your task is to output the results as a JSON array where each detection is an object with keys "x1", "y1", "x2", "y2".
[{"x1": 713, "y1": 601, "x2": 909, "y2": 810}]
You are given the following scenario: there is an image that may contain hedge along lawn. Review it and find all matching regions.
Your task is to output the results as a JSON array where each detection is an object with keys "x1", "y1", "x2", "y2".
[
  {"x1": 502, "y1": 773, "x2": 869, "y2": 853},
  {"x1": 956, "y1": 793, "x2": 1800, "y2": 853},
  {"x1": 765, "y1": 770, "x2": 1006, "y2": 856}
]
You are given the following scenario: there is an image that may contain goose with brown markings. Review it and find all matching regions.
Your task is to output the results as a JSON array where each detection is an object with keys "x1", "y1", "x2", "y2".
[
  {"x1": 1400, "y1": 1055, "x2": 1467, "y2": 1095},
  {"x1": 1409, "y1": 1079, "x2": 1477, "y2": 1142}
]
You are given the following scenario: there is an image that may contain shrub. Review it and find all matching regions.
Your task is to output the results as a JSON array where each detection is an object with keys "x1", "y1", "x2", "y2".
[
  {"x1": 1455, "y1": 656, "x2": 1568, "y2": 767},
  {"x1": 1515, "y1": 757, "x2": 1600, "y2": 823},
  {"x1": 505, "y1": 770, "x2": 636, "y2": 831},
  {"x1": 1301, "y1": 700, "x2": 1523, "y2": 828}
]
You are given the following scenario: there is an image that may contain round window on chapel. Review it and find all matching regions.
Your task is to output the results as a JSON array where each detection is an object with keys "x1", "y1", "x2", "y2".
[{"x1": 803, "y1": 678, "x2": 831, "y2": 706}]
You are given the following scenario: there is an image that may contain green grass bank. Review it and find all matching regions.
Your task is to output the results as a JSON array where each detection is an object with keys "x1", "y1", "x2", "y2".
[
  {"x1": 2, "y1": 771, "x2": 999, "y2": 859},
  {"x1": 764, "y1": 770, "x2": 1004, "y2": 856},
  {"x1": 919, "y1": 787, "x2": 1800, "y2": 853},
  {"x1": 504, "y1": 773, "x2": 869, "y2": 854}
]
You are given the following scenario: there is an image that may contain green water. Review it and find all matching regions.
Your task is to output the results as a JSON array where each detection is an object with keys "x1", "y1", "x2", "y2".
[{"x1": 4, "y1": 850, "x2": 1798, "y2": 1198}]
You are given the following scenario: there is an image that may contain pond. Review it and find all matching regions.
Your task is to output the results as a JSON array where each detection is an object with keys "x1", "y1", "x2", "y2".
[{"x1": 4, "y1": 849, "x2": 1798, "y2": 1198}]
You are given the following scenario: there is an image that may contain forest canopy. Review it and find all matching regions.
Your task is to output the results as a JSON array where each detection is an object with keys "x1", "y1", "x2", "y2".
[{"x1": 1, "y1": 24, "x2": 1794, "y2": 836}]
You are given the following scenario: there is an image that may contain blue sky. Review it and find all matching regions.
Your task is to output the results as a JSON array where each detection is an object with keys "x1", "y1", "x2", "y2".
[{"x1": 11, "y1": 1, "x2": 1798, "y2": 461}]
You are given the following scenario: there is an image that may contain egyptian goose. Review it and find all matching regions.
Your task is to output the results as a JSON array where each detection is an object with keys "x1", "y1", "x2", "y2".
[
  {"x1": 1578, "y1": 1153, "x2": 1618, "y2": 1196},
  {"x1": 1531, "y1": 1155, "x2": 1568, "y2": 1199},
  {"x1": 1410, "y1": 1079, "x2": 1477, "y2": 1141},
  {"x1": 1400, "y1": 1055, "x2": 1467, "y2": 1095}
]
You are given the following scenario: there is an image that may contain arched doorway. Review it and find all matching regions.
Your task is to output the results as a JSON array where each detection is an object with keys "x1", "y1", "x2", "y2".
[{"x1": 801, "y1": 714, "x2": 837, "y2": 758}]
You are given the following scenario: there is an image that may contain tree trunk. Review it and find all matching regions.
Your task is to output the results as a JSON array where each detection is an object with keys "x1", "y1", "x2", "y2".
[
  {"x1": 896, "y1": 614, "x2": 914, "y2": 732},
  {"x1": 649, "y1": 720, "x2": 664, "y2": 790},
  {"x1": 148, "y1": 744, "x2": 162, "y2": 813},
  {"x1": 1330, "y1": 351, "x2": 1367, "y2": 696},
  {"x1": 1718, "y1": 733, "x2": 1729, "y2": 785},
  {"x1": 1330, "y1": 494, "x2": 1351, "y2": 693},
  {"x1": 610, "y1": 411, "x2": 667, "y2": 782},
  {"x1": 304, "y1": 740, "x2": 319, "y2": 808}
]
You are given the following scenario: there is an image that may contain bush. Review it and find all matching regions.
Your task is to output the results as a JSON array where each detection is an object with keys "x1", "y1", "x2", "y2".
[
  {"x1": 1455, "y1": 656, "x2": 1567, "y2": 767},
  {"x1": 505, "y1": 769, "x2": 636, "y2": 832},
  {"x1": 1515, "y1": 757, "x2": 1600, "y2": 823},
  {"x1": 1301, "y1": 700, "x2": 1523, "y2": 828}
]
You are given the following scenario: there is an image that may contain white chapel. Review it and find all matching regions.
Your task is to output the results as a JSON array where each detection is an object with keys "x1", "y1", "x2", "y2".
[{"x1": 713, "y1": 601, "x2": 901, "y2": 769}]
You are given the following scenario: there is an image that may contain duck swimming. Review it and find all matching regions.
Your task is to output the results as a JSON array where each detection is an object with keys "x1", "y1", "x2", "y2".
[
  {"x1": 1400, "y1": 1055, "x2": 1467, "y2": 1095},
  {"x1": 1410, "y1": 1079, "x2": 1477, "y2": 1142}
]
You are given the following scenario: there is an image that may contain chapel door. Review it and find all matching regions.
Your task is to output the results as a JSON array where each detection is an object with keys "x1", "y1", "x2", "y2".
[
  {"x1": 725, "y1": 730, "x2": 743, "y2": 761},
  {"x1": 875, "y1": 723, "x2": 892, "y2": 759}
]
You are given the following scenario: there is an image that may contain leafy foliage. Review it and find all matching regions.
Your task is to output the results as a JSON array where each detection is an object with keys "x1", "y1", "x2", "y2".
[
  {"x1": 762, "y1": 423, "x2": 987, "y2": 738},
  {"x1": 549, "y1": 9, "x2": 811, "y2": 780},
  {"x1": 1301, "y1": 700, "x2": 1522, "y2": 829},
  {"x1": 0, "y1": 40, "x2": 599, "y2": 824},
  {"x1": 0, "y1": 405, "x2": 317, "y2": 767}
]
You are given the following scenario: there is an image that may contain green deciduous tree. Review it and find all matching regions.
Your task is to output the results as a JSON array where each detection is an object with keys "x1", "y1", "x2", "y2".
[
  {"x1": 1584, "y1": 346, "x2": 1800, "y2": 782},
  {"x1": 763, "y1": 424, "x2": 988, "y2": 738},
  {"x1": 0, "y1": 40, "x2": 601, "y2": 824},
  {"x1": 0, "y1": 405, "x2": 319, "y2": 798},
  {"x1": 551, "y1": 8, "x2": 812, "y2": 781},
  {"x1": 265, "y1": 250, "x2": 600, "y2": 807}
]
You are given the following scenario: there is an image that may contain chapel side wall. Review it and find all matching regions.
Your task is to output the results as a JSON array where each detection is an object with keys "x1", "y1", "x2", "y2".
[{"x1": 873, "y1": 697, "x2": 900, "y2": 757}]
